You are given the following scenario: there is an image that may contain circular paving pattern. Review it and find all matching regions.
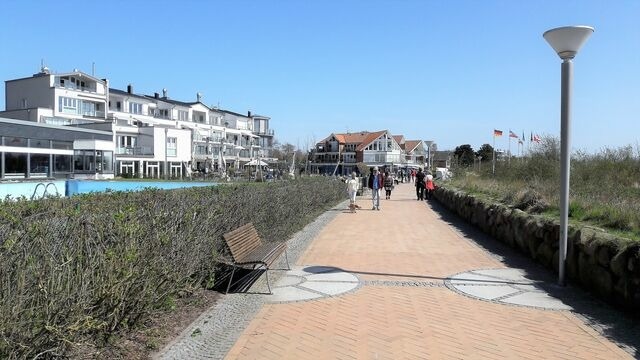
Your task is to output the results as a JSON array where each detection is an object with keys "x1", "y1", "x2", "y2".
[
  {"x1": 267, "y1": 265, "x2": 360, "y2": 303},
  {"x1": 445, "y1": 268, "x2": 572, "y2": 310}
]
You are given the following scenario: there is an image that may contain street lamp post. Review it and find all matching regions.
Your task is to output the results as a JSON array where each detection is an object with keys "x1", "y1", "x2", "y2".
[{"x1": 543, "y1": 25, "x2": 594, "y2": 286}]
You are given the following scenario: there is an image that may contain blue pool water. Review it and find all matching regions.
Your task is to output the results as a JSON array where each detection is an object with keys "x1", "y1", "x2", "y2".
[
  {"x1": 0, "y1": 180, "x2": 216, "y2": 200},
  {"x1": 65, "y1": 180, "x2": 215, "y2": 196}
]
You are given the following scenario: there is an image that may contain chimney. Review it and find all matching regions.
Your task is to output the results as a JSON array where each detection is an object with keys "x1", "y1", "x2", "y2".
[
  {"x1": 247, "y1": 111, "x2": 252, "y2": 117},
  {"x1": 154, "y1": 92, "x2": 159, "y2": 99},
  {"x1": 127, "y1": 84, "x2": 133, "y2": 94},
  {"x1": 162, "y1": 88, "x2": 168, "y2": 98},
  {"x1": 197, "y1": 92, "x2": 202, "y2": 102}
]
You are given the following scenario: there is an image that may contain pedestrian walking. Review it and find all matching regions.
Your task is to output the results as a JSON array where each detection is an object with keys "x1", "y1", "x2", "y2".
[
  {"x1": 425, "y1": 172, "x2": 436, "y2": 200},
  {"x1": 367, "y1": 166, "x2": 383, "y2": 210},
  {"x1": 415, "y1": 167, "x2": 426, "y2": 200},
  {"x1": 384, "y1": 170, "x2": 394, "y2": 199},
  {"x1": 346, "y1": 172, "x2": 360, "y2": 212}
]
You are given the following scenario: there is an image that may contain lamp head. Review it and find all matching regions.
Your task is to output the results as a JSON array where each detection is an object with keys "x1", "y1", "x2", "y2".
[{"x1": 543, "y1": 25, "x2": 594, "y2": 60}]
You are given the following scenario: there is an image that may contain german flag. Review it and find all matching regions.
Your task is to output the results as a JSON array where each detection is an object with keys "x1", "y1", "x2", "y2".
[{"x1": 494, "y1": 129, "x2": 503, "y2": 137}]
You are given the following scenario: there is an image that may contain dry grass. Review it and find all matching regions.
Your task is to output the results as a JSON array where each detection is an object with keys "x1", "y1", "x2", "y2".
[{"x1": 448, "y1": 140, "x2": 640, "y2": 241}]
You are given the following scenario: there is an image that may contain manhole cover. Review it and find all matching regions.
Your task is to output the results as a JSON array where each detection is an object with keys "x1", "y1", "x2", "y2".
[
  {"x1": 267, "y1": 265, "x2": 360, "y2": 303},
  {"x1": 445, "y1": 268, "x2": 572, "y2": 310}
]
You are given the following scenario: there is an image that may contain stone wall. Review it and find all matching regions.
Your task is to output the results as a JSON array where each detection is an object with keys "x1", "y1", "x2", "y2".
[{"x1": 434, "y1": 186, "x2": 640, "y2": 314}]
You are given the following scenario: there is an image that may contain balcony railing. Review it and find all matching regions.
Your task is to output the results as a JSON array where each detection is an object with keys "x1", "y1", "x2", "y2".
[
  {"x1": 254, "y1": 129, "x2": 275, "y2": 136},
  {"x1": 116, "y1": 146, "x2": 154, "y2": 156}
]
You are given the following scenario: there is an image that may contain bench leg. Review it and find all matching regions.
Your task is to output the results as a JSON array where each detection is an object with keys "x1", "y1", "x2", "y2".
[
  {"x1": 265, "y1": 267, "x2": 272, "y2": 294},
  {"x1": 284, "y1": 249, "x2": 291, "y2": 270},
  {"x1": 226, "y1": 265, "x2": 237, "y2": 294}
]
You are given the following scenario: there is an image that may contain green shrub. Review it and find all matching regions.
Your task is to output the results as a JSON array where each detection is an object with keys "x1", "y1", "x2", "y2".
[{"x1": 0, "y1": 177, "x2": 344, "y2": 358}]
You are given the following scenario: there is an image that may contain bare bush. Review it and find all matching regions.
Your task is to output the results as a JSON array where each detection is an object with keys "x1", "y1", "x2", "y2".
[{"x1": 0, "y1": 177, "x2": 344, "y2": 358}]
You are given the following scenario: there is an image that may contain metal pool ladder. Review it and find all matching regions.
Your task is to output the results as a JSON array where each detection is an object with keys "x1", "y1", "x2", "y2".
[{"x1": 31, "y1": 182, "x2": 60, "y2": 200}]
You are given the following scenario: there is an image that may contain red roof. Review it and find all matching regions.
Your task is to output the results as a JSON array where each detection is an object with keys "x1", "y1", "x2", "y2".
[
  {"x1": 404, "y1": 140, "x2": 422, "y2": 153},
  {"x1": 356, "y1": 130, "x2": 388, "y2": 151}
]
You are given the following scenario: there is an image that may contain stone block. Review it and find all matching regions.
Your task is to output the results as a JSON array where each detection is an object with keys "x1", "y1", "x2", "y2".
[
  {"x1": 536, "y1": 242, "x2": 554, "y2": 267},
  {"x1": 610, "y1": 250, "x2": 629, "y2": 278}
]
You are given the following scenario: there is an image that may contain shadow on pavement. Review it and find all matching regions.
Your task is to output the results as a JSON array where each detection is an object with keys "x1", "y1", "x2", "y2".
[{"x1": 427, "y1": 199, "x2": 640, "y2": 357}]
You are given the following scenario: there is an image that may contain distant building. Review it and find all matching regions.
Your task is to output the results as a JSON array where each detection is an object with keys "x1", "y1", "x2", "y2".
[{"x1": 310, "y1": 130, "x2": 428, "y2": 175}]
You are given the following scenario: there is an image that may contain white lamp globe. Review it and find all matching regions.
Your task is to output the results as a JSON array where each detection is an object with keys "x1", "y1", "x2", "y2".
[{"x1": 543, "y1": 26, "x2": 594, "y2": 60}]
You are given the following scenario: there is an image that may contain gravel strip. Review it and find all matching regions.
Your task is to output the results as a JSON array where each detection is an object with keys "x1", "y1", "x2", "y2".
[{"x1": 154, "y1": 201, "x2": 347, "y2": 360}]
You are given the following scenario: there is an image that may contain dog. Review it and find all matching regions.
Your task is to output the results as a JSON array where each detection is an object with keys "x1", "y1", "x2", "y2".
[{"x1": 348, "y1": 203, "x2": 362, "y2": 213}]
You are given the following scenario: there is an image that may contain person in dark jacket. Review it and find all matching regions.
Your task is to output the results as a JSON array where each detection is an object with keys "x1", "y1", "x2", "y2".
[
  {"x1": 367, "y1": 166, "x2": 384, "y2": 210},
  {"x1": 383, "y1": 170, "x2": 394, "y2": 199},
  {"x1": 415, "y1": 168, "x2": 426, "y2": 200}
]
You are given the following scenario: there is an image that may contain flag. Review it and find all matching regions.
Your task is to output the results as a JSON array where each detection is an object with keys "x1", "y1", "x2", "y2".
[
  {"x1": 533, "y1": 134, "x2": 541, "y2": 143},
  {"x1": 522, "y1": 131, "x2": 525, "y2": 142},
  {"x1": 509, "y1": 130, "x2": 518, "y2": 138},
  {"x1": 518, "y1": 139, "x2": 523, "y2": 145},
  {"x1": 494, "y1": 129, "x2": 503, "y2": 137},
  {"x1": 530, "y1": 132, "x2": 533, "y2": 142}
]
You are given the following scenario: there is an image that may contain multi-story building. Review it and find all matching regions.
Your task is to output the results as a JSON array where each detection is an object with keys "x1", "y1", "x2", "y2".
[
  {"x1": 1, "y1": 67, "x2": 275, "y2": 180},
  {"x1": 311, "y1": 130, "x2": 420, "y2": 175}
]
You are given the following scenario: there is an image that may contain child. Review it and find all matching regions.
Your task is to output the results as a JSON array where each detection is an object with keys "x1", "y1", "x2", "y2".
[
  {"x1": 384, "y1": 170, "x2": 394, "y2": 199},
  {"x1": 346, "y1": 172, "x2": 360, "y2": 212}
]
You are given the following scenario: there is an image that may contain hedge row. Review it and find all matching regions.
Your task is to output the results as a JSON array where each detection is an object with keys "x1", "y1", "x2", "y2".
[{"x1": 0, "y1": 177, "x2": 344, "y2": 358}]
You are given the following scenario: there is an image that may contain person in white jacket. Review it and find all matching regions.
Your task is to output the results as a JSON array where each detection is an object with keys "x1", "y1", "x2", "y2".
[{"x1": 346, "y1": 172, "x2": 360, "y2": 212}]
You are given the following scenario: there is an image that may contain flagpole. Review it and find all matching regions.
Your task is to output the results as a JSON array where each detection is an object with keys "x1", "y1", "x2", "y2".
[
  {"x1": 492, "y1": 132, "x2": 496, "y2": 175},
  {"x1": 508, "y1": 129, "x2": 512, "y2": 165}
]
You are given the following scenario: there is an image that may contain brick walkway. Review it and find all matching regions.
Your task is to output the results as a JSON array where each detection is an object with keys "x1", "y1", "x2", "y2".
[{"x1": 223, "y1": 183, "x2": 632, "y2": 359}]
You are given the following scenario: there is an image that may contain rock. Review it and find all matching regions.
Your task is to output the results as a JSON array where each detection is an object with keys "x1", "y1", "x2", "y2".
[{"x1": 610, "y1": 250, "x2": 628, "y2": 278}]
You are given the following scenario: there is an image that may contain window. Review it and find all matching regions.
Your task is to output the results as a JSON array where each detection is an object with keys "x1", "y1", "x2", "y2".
[
  {"x1": 167, "y1": 137, "x2": 177, "y2": 157},
  {"x1": 6, "y1": 137, "x2": 28, "y2": 147},
  {"x1": 178, "y1": 110, "x2": 188, "y2": 121},
  {"x1": 52, "y1": 140, "x2": 73, "y2": 150},
  {"x1": 116, "y1": 101, "x2": 121, "y2": 111},
  {"x1": 59, "y1": 97, "x2": 78, "y2": 114},
  {"x1": 30, "y1": 154, "x2": 50, "y2": 175},
  {"x1": 129, "y1": 102, "x2": 143, "y2": 114},
  {"x1": 54, "y1": 154, "x2": 72, "y2": 173},
  {"x1": 5, "y1": 153, "x2": 27, "y2": 175},
  {"x1": 96, "y1": 150, "x2": 113, "y2": 173},
  {"x1": 31, "y1": 139, "x2": 50, "y2": 148}
]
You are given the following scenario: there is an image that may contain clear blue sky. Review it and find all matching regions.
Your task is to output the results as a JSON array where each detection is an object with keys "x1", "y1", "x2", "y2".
[{"x1": 1, "y1": 1, "x2": 638, "y2": 153}]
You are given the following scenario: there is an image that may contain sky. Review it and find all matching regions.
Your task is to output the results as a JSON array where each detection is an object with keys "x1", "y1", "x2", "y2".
[{"x1": 1, "y1": 0, "x2": 639, "y2": 153}]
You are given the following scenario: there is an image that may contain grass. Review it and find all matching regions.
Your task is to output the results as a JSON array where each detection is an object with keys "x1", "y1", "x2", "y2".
[{"x1": 447, "y1": 140, "x2": 640, "y2": 242}]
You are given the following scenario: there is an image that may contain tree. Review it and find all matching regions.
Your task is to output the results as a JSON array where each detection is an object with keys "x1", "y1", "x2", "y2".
[
  {"x1": 476, "y1": 144, "x2": 493, "y2": 163},
  {"x1": 453, "y1": 144, "x2": 475, "y2": 167}
]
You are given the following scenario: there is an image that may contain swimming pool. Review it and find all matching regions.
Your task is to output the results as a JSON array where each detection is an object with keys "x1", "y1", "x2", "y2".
[
  {"x1": 65, "y1": 180, "x2": 216, "y2": 196},
  {"x1": 0, "y1": 180, "x2": 216, "y2": 200}
]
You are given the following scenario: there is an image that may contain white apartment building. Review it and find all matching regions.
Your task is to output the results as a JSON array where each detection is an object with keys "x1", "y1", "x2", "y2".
[{"x1": 1, "y1": 67, "x2": 275, "y2": 179}]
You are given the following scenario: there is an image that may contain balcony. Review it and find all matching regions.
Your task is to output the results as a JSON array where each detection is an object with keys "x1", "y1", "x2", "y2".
[
  {"x1": 254, "y1": 129, "x2": 275, "y2": 136},
  {"x1": 116, "y1": 146, "x2": 154, "y2": 156}
]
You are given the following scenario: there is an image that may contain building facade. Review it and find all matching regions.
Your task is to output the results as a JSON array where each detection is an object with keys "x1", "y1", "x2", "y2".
[
  {"x1": 1, "y1": 67, "x2": 275, "y2": 179},
  {"x1": 310, "y1": 130, "x2": 431, "y2": 175}
]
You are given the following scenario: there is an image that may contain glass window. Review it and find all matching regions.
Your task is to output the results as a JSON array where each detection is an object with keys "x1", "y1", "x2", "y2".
[
  {"x1": 59, "y1": 97, "x2": 78, "y2": 114},
  {"x1": 52, "y1": 141, "x2": 73, "y2": 150},
  {"x1": 6, "y1": 137, "x2": 28, "y2": 147},
  {"x1": 84, "y1": 150, "x2": 95, "y2": 172},
  {"x1": 30, "y1": 154, "x2": 50, "y2": 175},
  {"x1": 178, "y1": 110, "x2": 188, "y2": 121},
  {"x1": 102, "y1": 151, "x2": 113, "y2": 172},
  {"x1": 74, "y1": 150, "x2": 95, "y2": 172},
  {"x1": 54, "y1": 154, "x2": 72, "y2": 173},
  {"x1": 167, "y1": 137, "x2": 177, "y2": 157},
  {"x1": 129, "y1": 102, "x2": 143, "y2": 114},
  {"x1": 5, "y1": 153, "x2": 27, "y2": 175},
  {"x1": 31, "y1": 139, "x2": 51, "y2": 148}
]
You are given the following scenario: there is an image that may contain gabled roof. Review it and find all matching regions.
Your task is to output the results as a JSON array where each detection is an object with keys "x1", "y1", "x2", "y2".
[
  {"x1": 393, "y1": 135, "x2": 405, "y2": 145},
  {"x1": 356, "y1": 130, "x2": 389, "y2": 151},
  {"x1": 404, "y1": 140, "x2": 422, "y2": 153},
  {"x1": 319, "y1": 131, "x2": 370, "y2": 145}
]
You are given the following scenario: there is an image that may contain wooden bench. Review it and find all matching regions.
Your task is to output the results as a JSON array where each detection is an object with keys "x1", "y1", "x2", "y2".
[{"x1": 223, "y1": 223, "x2": 290, "y2": 294}]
